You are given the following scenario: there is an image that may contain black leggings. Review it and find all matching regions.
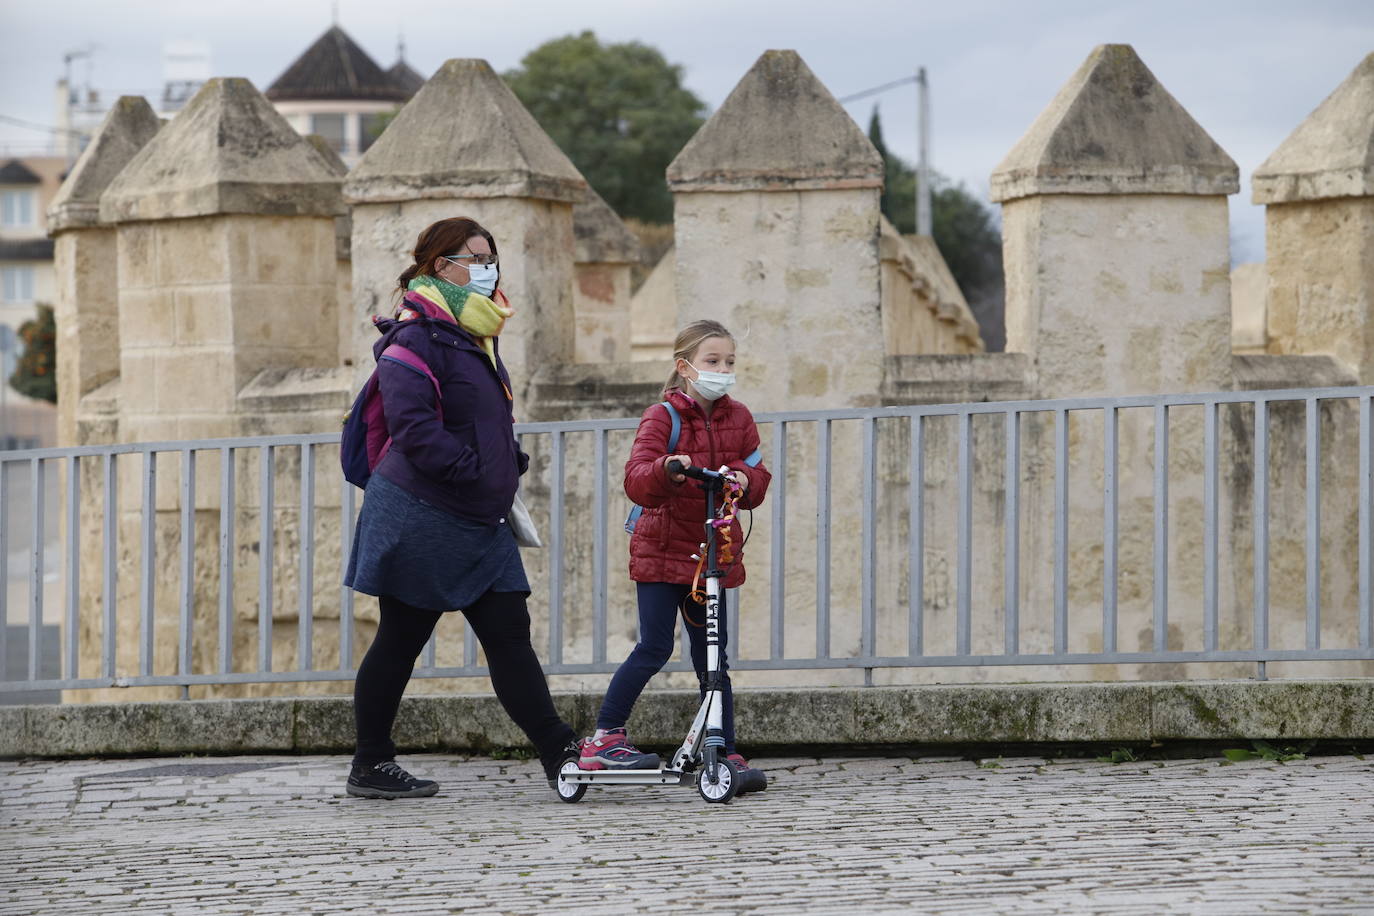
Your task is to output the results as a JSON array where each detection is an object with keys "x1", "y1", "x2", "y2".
[{"x1": 353, "y1": 591, "x2": 575, "y2": 767}]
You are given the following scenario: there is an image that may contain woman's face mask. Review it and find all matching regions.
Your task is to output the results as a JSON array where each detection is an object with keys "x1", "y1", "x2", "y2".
[
  {"x1": 463, "y1": 263, "x2": 499, "y2": 297},
  {"x1": 441, "y1": 253, "x2": 499, "y2": 297}
]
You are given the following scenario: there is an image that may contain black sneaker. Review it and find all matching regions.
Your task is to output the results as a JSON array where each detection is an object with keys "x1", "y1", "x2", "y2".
[
  {"x1": 542, "y1": 739, "x2": 584, "y2": 789},
  {"x1": 346, "y1": 760, "x2": 440, "y2": 799}
]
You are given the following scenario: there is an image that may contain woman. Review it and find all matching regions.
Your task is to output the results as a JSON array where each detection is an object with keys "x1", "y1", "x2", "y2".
[{"x1": 344, "y1": 217, "x2": 579, "y2": 799}]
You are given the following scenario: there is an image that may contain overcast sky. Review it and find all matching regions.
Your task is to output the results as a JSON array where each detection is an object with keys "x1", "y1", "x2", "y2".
[{"x1": 2, "y1": 0, "x2": 1371, "y2": 263}]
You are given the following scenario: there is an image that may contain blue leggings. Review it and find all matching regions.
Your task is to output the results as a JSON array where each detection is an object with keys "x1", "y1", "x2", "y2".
[{"x1": 596, "y1": 582, "x2": 735, "y2": 754}]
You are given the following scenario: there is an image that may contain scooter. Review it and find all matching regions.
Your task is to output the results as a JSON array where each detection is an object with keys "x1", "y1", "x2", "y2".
[{"x1": 554, "y1": 460, "x2": 765, "y2": 804}]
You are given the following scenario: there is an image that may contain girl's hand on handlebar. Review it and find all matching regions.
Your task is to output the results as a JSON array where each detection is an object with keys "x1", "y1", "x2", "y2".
[
  {"x1": 729, "y1": 470, "x2": 748, "y2": 493},
  {"x1": 666, "y1": 454, "x2": 693, "y2": 483}
]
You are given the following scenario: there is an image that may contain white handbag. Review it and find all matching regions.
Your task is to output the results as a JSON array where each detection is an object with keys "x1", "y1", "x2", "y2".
[{"x1": 509, "y1": 490, "x2": 543, "y2": 549}]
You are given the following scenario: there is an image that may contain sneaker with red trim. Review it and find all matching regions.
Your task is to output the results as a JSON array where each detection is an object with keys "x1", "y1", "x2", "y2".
[{"x1": 578, "y1": 728, "x2": 661, "y2": 770}]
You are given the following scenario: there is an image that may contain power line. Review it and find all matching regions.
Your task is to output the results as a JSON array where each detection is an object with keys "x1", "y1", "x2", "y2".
[
  {"x1": 0, "y1": 114, "x2": 88, "y2": 137},
  {"x1": 837, "y1": 75, "x2": 919, "y2": 105}
]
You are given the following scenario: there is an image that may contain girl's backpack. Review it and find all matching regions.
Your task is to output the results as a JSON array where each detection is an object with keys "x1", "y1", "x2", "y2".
[
  {"x1": 340, "y1": 344, "x2": 443, "y2": 489},
  {"x1": 624, "y1": 401, "x2": 680, "y2": 533}
]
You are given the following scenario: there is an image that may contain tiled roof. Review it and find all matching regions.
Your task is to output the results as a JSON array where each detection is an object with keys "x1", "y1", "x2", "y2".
[
  {"x1": 386, "y1": 59, "x2": 426, "y2": 95},
  {"x1": 266, "y1": 26, "x2": 413, "y2": 103},
  {"x1": 0, "y1": 160, "x2": 42, "y2": 184}
]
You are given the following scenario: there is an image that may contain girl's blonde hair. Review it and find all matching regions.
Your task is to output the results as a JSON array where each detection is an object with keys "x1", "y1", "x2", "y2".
[{"x1": 666, "y1": 319, "x2": 735, "y2": 391}]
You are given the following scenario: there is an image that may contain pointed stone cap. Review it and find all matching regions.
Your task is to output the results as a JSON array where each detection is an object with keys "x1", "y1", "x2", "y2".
[
  {"x1": 344, "y1": 59, "x2": 586, "y2": 204},
  {"x1": 574, "y1": 188, "x2": 640, "y2": 263},
  {"x1": 47, "y1": 96, "x2": 160, "y2": 231},
  {"x1": 305, "y1": 134, "x2": 349, "y2": 177},
  {"x1": 990, "y1": 45, "x2": 1238, "y2": 203},
  {"x1": 1253, "y1": 53, "x2": 1374, "y2": 204},
  {"x1": 667, "y1": 50, "x2": 882, "y2": 193},
  {"x1": 100, "y1": 78, "x2": 345, "y2": 224}
]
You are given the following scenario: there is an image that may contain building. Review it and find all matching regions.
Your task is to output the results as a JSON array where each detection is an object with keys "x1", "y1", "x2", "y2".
[
  {"x1": 0, "y1": 157, "x2": 63, "y2": 326},
  {"x1": 266, "y1": 26, "x2": 422, "y2": 167}
]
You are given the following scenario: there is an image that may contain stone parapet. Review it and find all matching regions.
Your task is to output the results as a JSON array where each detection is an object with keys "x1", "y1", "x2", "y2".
[
  {"x1": 100, "y1": 78, "x2": 344, "y2": 224},
  {"x1": 667, "y1": 50, "x2": 882, "y2": 193},
  {"x1": 1252, "y1": 53, "x2": 1374, "y2": 205},
  {"x1": 991, "y1": 45, "x2": 1238, "y2": 203},
  {"x1": 343, "y1": 59, "x2": 586, "y2": 205},
  {"x1": 6, "y1": 679, "x2": 1373, "y2": 757},
  {"x1": 47, "y1": 96, "x2": 161, "y2": 232}
]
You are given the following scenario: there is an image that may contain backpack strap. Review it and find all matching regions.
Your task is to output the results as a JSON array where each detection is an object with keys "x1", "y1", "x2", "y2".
[
  {"x1": 380, "y1": 344, "x2": 443, "y2": 423},
  {"x1": 661, "y1": 401, "x2": 681, "y2": 453},
  {"x1": 624, "y1": 401, "x2": 684, "y2": 535}
]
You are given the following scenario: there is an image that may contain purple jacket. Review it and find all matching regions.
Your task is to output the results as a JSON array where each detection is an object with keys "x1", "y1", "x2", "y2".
[{"x1": 371, "y1": 310, "x2": 528, "y2": 526}]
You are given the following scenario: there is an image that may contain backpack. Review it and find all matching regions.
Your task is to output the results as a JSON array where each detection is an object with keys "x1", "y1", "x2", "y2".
[
  {"x1": 624, "y1": 401, "x2": 681, "y2": 534},
  {"x1": 340, "y1": 344, "x2": 443, "y2": 489}
]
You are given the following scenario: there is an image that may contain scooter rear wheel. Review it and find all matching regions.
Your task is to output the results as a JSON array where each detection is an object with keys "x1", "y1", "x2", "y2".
[
  {"x1": 696, "y1": 758, "x2": 739, "y2": 804},
  {"x1": 556, "y1": 759, "x2": 586, "y2": 803}
]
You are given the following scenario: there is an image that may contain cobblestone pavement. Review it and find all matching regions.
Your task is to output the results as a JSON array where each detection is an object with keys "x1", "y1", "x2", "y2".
[{"x1": 2, "y1": 752, "x2": 1372, "y2": 914}]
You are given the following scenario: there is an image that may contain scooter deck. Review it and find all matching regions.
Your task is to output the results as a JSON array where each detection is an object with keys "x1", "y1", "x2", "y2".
[{"x1": 561, "y1": 768, "x2": 692, "y2": 787}]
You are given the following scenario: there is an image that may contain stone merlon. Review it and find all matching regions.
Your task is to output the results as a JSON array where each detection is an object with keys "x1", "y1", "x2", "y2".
[
  {"x1": 47, "y1": 96, "x2": 160, "y2": 232},
  {"x1": 1253, "y1": 52, "x2": 1374, "y2": 205},
  {"x1": 574, "y1": 188, "x2": 640, "y2": 264},
  {"x1": 99, "y1": 78, "x2": 345, "y2": 224},
  {"x1": 990, "y1": 44, "x2": 1239, "y2": 203},
  {"x1": 667, "y1": 50, "x2": 883, "y2": 193},
  {"x1": 344, "y1": 59, "x2": 587, "y2": 205}
]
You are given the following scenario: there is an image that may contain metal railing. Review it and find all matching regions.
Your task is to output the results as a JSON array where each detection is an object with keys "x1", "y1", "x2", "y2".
[{"x1": 3, "y1": 385, "x2": 1374, "y2": 696}]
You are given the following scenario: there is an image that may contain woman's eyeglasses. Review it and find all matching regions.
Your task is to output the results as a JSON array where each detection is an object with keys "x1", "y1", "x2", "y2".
[{"x1": 444, "y1": 253, "x2": 499, "y2": 268}]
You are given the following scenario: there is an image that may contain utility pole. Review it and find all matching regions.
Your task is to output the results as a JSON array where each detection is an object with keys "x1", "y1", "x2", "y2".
[{"x1": 916, "y1": 66, "x2": 932, "y2": 236}]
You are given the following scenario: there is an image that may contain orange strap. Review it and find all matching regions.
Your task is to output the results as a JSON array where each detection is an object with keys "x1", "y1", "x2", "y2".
[{"x1": 686, "y1": 476, "x2": 744, "y2": 610}]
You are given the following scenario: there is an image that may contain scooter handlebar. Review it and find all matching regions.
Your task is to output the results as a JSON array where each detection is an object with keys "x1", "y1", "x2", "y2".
[{"x1": 667, "y1": 460, "x2": 722, "y2": 482}]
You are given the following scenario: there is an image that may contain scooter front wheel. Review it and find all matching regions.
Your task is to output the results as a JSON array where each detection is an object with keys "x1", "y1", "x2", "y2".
[
  {"x1": 696, "y1": 759, "x2": 739, "y2": 804},
  {"x1": 556, "y1": 759, "x2": 586, "y2": 803}
]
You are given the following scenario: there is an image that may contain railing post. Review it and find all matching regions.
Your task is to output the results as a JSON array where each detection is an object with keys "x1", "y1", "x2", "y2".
[
  {"x1": 29, "y1": 457, "x2": 45, "y2": 681},
  {"x1": 1054, "y1": 409, "x2": 1069, "y2": 655},
  {"x1": 910, "y1": 414, "x2": 925, "y2": 657},
  {"x1": 816, "y1": 419, "x2": 831, "y2": 659},
  {"x1": 1254, "y1": 398, "x2": 1270, "y2": 660},
  {"x1": 178, "y1": 448, "x2": 196, "y2": 678},
  {"x1": 259, "y1": 446, "x2": 275, "y2": 673},
  {"x1": 102, "y1": 452, "x2": 117, "y2": 679},
  {"x1": 956, "y1": 412, "x2": 972, "y2": 658},
  {"x1": 1204, "y1": 401, "x2": 1219, "y2": 652},
  {"x1": 1153, "y1": 405, "x2": 1169, "y2": 653},
  {"x1": 298, "y1": 443, "x2": 315, "y2": 671},
  {"x1": 0, "y1": 461, "x2": 9, "y2": 682},
  {"x1": 138, "y1": 451, "x2": 156, "y2": 677},
  {"x1": 219, "y1": 447, "x2": 235, "y2": 674},
  {"x1": 1306, "y1": 397, "x2": 1321, "y2": 649},
  {"x1": 769, "y1": 421, "x2": 787, "y2": 660},
  {"x1": 548, "y1": 429, "x2": 565, "y2": 665},
  {"x1": 593, "y1": 428, "x2": 608, "y2": 666},
  {"x1": 860, "y1": 417, "x2": 877, "y2": 664},
  {"x1": 1003, "y1": 410, "x2": 1018, "y2": 657},
  {"x1": 64, "y1": 455, "x2": 80, "y2": 681},
  {"x1": 1104, "y1": 407, "x2": 1119, "y2": 654}
]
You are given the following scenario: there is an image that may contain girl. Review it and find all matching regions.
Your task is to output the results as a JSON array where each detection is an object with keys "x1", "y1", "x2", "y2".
[
  {"x1": 344, "y1": 217, "x2": 579, "y2": 799},
  {"x1": 581, "y1": 320, "x2": 771, "y2": 790}
]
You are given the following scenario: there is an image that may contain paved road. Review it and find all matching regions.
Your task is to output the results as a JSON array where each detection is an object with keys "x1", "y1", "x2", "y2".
[{"x1": 2, "y1": 752, "x2": 1372, "y2": 914}]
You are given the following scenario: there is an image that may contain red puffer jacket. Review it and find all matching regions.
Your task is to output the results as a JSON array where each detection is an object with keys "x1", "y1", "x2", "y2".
[{"x1": 625, "y1": 388, "x2": 771, "y2": 587}]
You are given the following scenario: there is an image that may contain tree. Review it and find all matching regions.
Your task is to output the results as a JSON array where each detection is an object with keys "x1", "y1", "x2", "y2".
[
  {"x1": 504, "y1": 32, "x2": 707, "y2": 225},
  {"x1": 868, "y1": 108, "x2": 1006, "y2": 350},
  {"x1": 9, "y1": 303, "x2": 56, "y2": 403}
]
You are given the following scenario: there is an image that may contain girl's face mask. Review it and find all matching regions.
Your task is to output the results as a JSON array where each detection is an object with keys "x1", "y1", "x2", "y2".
[{"x1": 686, "y1": 361, "x2": 735, "y2": 401}]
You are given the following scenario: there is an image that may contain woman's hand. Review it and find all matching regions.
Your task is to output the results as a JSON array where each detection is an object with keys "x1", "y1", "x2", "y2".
[{"x1": 665, "y1": 454, "x2": 693, "y2": 483}]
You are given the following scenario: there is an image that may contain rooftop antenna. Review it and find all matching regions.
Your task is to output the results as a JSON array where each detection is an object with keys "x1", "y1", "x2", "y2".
[
  {"x1": 331, "y1": 0, "x2": 338, "y2": 25},
  {"x1": 397, "y1": 32, "x2": 406, "y2": 63}
]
